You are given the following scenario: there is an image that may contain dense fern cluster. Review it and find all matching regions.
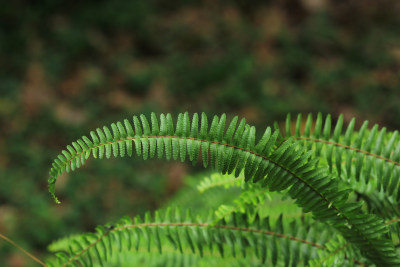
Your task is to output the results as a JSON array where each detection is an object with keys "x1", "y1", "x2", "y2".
[{"x1": 47, "y1": 112, "x2": 400, "y2": 266}]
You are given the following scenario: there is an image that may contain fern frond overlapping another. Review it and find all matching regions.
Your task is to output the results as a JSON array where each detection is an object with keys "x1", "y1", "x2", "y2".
[
  {"x1": 48, "y1": 112, "x2": 400, "y2": 266},
  {"x1": 282, "y1": 113, "x2": 400, "y2": 200},
  {"x1": 47, "y1": 210, "x2": 352, "y2": 267}
]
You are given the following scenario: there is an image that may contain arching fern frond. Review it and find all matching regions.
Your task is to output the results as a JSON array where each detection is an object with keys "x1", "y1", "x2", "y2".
[
  {"x1": 93, "y1": 250, "x2": 270, "y2": 267},
  {"x1": 47, "y1": 209, "x2": 351, "y2": 267},
  {"x1": 48, "y1": 112, "x2": 400, "y2": 266}
]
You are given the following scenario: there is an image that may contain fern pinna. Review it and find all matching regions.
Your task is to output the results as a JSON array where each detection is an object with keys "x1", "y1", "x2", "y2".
[{"x1": 47, "y1": 112, "x2": 400, "y2": 266}]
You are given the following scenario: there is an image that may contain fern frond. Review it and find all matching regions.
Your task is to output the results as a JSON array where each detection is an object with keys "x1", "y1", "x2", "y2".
[
  {"x1": 169, "y1": 172, "x2": 307, "y2": 228},
  {"x1": 214, "y1": 186, "x2": 309, "y2": 226},
  {"x1": 308, "y1": 235, "x2": 363, "y2": 267},
  {"x1": 47, "y1": 210, "x2": 344, "y2": 267},
  {"x1": 282, "y1": 113, "x2": 400, "y2": 200},
  {"x1": 197, "y1": 173, "x2": 244, "y2": 193},
  {"x1": 98, "y1": 250, "x2": 270, "y2": 267},
  {"x1": 48, "y1": 112, "x2": 400, "y2": 266}
]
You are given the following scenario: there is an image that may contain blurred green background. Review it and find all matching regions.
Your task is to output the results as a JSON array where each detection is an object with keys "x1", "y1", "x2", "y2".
[{"x1": 0, "y1": 0, "x2": 399, "y2": 266}]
